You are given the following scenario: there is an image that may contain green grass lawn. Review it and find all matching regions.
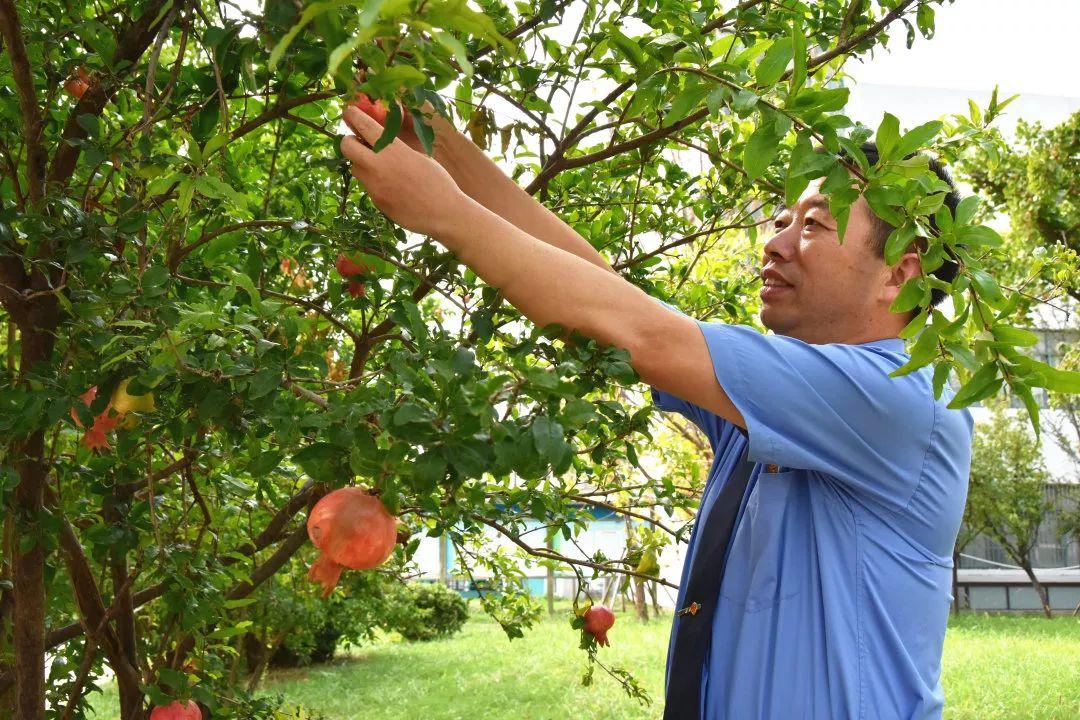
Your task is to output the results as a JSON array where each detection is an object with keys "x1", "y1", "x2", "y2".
[{"x1": 89, "y1": 609, "x2": 1080, "y2": 719}]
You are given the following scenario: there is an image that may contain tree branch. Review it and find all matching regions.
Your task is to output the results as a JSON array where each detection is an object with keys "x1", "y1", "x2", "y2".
[
  {"x1": 0, "y1": 0, "x2": 45, "y2": 203},
  {"x1": 47, "y1": 0, "x2": 175, "y2": 188}
]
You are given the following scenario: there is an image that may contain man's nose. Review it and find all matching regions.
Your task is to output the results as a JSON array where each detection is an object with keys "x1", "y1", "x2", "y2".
[{"x1": 762, "y1": 225, "x2": 796, "y2": 263}]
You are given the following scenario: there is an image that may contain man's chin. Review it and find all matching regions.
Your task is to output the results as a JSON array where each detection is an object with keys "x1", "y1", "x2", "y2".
[{"x1": 759, "y1": 305, "x2": 794, "y2": 335}]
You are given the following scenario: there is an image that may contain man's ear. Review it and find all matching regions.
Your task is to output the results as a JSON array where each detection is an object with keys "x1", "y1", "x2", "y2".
[{"x1": 882, "y1": 251, "x2": 922, "y2": 303}]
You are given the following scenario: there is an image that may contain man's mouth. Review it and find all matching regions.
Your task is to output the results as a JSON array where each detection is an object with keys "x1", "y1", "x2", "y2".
[{"x1": 759, "y1": 271, "x2": 794, "y2": 301}]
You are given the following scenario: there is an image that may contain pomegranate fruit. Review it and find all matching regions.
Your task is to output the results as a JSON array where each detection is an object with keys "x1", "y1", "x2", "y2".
[
  {"x1": 64, "y1": 67, "x2": 90, "y2": 99},
  {"x1": 110, "y1": 377, "x2": 156, "y2": 416},
  {"x1": 583, "y1": 604, "x2": 615, "y2": 647},
  {"x1": 306, "y1": 487, "x2": 397, "y2": 597},
  {"x1": 348, "y1": 92, "x2": 389, "y2": 126},
  {"x1": 346, "y1": 279, "x2": 366, "y2": 298},
  {"x1": 148, "y1": 700, "x2": 201, "y2": 720},
  {"x1": 335, "y1": 253, "x2": 370, "y2": 278}
]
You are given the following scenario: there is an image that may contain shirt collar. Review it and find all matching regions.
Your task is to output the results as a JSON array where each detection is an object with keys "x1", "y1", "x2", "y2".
[{"x1": 857, "y1": 336, "x2": 906, "y2": 352}]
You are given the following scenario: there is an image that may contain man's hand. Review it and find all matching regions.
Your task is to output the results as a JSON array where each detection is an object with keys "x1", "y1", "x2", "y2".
[{"x1": 340, "y1": 104, "x2": 469, "y2": 238}]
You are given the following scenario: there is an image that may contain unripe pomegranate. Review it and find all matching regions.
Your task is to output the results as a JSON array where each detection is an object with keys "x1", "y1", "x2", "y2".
[
  {"x1": 110, "y1": 377, "x2": 156, "y2": 415},
  {"x1": 306, "y1": 487, "x2": 398, "y2": 597},
  {"x1": 149, "y1": 700, "x2": 202, "y2": 720},
  {"x1": 348, "y1": 92, "x2": 388, "y2": 126},
  {"x1": 583, "y1": 604, "x2": 615, "y2": 647}
]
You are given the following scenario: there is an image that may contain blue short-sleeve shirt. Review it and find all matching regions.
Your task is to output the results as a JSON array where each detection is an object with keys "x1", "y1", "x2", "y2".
[{"x1": 650, "y1": 299, "x2": 974, "y2": 720}]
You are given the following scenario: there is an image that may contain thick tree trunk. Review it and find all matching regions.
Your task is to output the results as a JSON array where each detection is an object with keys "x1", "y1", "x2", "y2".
[
  {"x1": 12, "y1": 429, "x2": 47, "y2": 720},
  {"x1": 106, "y1": 482, "x2": 142, "y2": 719},
  {"x1": 1019, "y1": 563, "x2": 1053, "y2": 618},
  {"x1": 0, "y1": 515, "x2": 14, "y2": 716}
]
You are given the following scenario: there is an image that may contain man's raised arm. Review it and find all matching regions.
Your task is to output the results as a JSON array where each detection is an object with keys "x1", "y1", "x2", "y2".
[
  {"x1": 422, "y1": 109, "x2": 618, "y2": 275},
  {"x1": 342, "y1": 105, "x2": 744, "y2": 429}
]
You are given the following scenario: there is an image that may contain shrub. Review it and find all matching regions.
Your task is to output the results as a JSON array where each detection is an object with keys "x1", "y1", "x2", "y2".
[{"x1": 388, "y1": 582, "x2": 470, "y2": 641}]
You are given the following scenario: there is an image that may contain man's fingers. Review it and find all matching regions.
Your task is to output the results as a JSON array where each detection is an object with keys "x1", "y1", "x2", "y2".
[
  {"x1": 343, "y1": 105, "x2": 385, "y2": 146},
  {"x1": 341, "y1": 134, "x2": 372, "y2": 167}
]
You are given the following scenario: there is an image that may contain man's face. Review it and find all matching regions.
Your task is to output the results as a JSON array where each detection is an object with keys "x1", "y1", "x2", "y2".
[{"x1": 760, "y1": 179, "x2": 893, "y2": 344}]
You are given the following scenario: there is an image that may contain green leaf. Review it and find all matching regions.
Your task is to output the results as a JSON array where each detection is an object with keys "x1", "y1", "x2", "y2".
[
  {"x1": 232, "y1": 270, "x2": 262, "y2": 312},
  {"x1": 410, "y1": 108, "x2": 436, "y2": 156},
  {"x1": 948, "y1": 362, "x2": 1001, "y2": 408},
  {"x1": 755, "y1": 39, "x2": 794, "y2": 86},
  {"x1": 667, "y1": 80, "x2": 711, "y2": 124},
  {"x1": 931, "y1": 362, "x2": 951, "y2": 398},
  {"x1": 743, "y1": 113, "x2": 789, "y2": 181},
  {"x1": 954, "y1": 195, "x2": 979, "y2": 225},
  {"x1": 434, "y1": 30, "x2": 473, "y2": 76},
  {"x1": 969, "y1": 268, "x2": 1005, "y2": 308},
  {"x1": 392, "y1": 402, "x2": 432, "y2": 425},
  {"x1": 895, "y1": 120, "x2": 943, "y2": 159},
  {"x1": 990, "y1": 325, "x2": 1038, "y2": 348},
  {"x1": 268, "y1": 0, "x2": 343, "y2": 70},
  {"x1": 1025, "y1": 361, "x2": 1080, "y2": 394},
  {"x1": 875, "y1": 112, "x2": 900, "y2": 160},
  {"x1": 608, "y1": 28, "x2": 646, "y2": 71},
  {"x1": 531, "y1": 416, "x2": 565, "y2": 464},
  {"x1": 790, "y1": 15, "x2": 807, "y2": 96},
  {"x1": 899, "y1": 308, "x2": 928, "y2": 340},
  {"x1": 1011, "y1": 380, "x2": 1041, "y2": 437},
  {"x1": 373, "y1": 101, "x2": 403, "y2": 153},
  {"x1": 884, "y1": 223, "x2": 917, "y2": 265},
  {"x1": 892, "y1": 325, "x2": 938, "y2": 376},
  {"x1": 292, "y1": 442, "x2": 341, "y2": 483},
  {"x1": 890, "y1": 278, "x2": 926, "y2": 313},
  {"x1": 956, "y1": 224, "x2": 1002, "y2": 247}
]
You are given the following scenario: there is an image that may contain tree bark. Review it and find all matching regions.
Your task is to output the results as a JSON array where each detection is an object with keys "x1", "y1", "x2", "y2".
[
  {"x1": 105, "y1": 482, "x2": 142, "y2": 718},
  {"x1": 633, "y1": 575, "x2": 648, "y2": 622},
  {"x1": 1019, "y1": 563, "x2": 1053, "y2": 618},
  {"x1": 11, "y1": 430, "x2": 47, "y2": 720},
  {"x1": 10, "y1": 293, "x2": 60, "y2": 720}
]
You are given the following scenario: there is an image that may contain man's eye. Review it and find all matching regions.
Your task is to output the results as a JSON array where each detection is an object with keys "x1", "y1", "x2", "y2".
[
  {"x1": 804, "y1": 218, "x2": 817, "y2": 227},
  {"x1": 773, "y1": 218, "x2": 788, "y2": 229}
]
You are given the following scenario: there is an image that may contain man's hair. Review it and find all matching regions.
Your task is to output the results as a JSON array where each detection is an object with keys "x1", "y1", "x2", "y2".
[{"x1": 849, "y1": 142, "x2": 961, "y2": 308}]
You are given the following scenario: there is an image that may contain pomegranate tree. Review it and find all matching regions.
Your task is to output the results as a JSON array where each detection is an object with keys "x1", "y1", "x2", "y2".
[{"x1": 306, "y1": 487, "x2": 398, "y2": 597}]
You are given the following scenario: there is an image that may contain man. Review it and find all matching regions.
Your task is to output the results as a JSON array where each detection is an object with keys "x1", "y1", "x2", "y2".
[{"x1": 340, "y1": 102, "x2": 974, "y2": 719}]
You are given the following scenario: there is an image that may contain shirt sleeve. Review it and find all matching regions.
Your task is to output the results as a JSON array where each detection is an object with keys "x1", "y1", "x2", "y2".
[
  {"x1": 691, "y1": 320, "x2": 935, "y2": 509},
  {"x1": 647, "y1": 298, "x2": 734, "y2": 449}
]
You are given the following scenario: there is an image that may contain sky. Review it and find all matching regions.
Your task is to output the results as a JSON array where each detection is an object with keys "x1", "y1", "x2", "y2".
[{"x1": 843, "y1": 0, "x2": 1080, "y2": 132}]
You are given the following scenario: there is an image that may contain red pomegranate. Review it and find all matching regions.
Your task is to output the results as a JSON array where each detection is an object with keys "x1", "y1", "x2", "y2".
[
  {"x1": 64, "y1": 67, "x2": 91, "y2": 99},
  {"x1": 149, "y1": 700, "x2": 202, "y2": 720},
  {"x1": 335, "y1": 253, "x2": 369, "y2": 278},
  {"x1": 306, "y1": 487, "x2": 397, "y2": 597},
  {"x1": 346, "y1": 280, "x2": 366, "y2": 298},
  {"x1": 348, "y1": 92, "x2": 388, "y2": 126},
  {"x1": 583, "y1": 604, "x2": 616, "y2": 647}
]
